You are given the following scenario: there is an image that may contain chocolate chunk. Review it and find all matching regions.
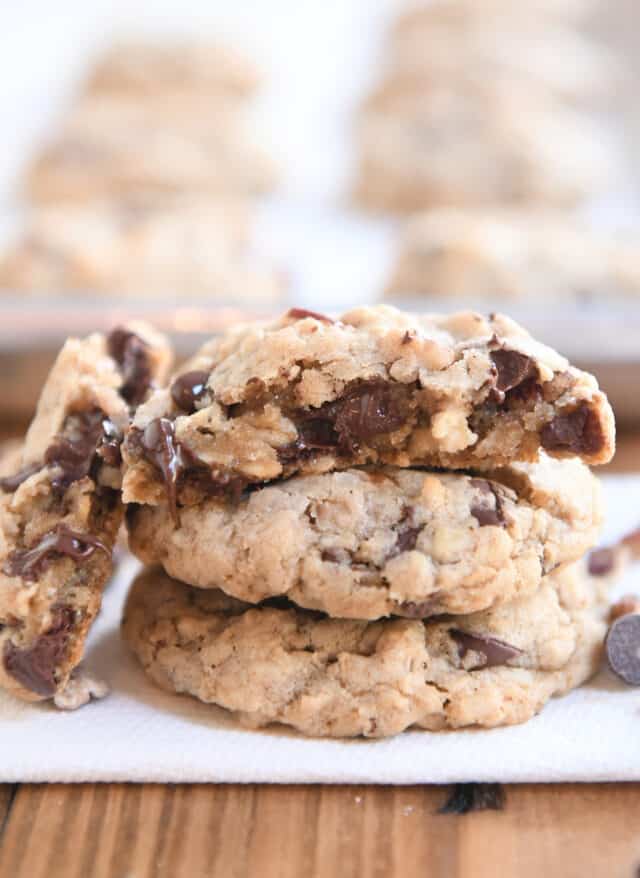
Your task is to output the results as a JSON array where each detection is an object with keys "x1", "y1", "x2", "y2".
[
  {"x1": 334, "y1": 380, "x2": 410, "y2": 448},
  {"x1": 469, "y1": 479, "x2": 505, "y2": 527},
  {"x1": 321, "y1": 549, "x2": 342, "y2": 564},
  {"x1": 438, "y1": 783, "x2": 505, "y2": 815},
  {"x1": 130, "y1": 418, "x2": 247, "y2": 521},
  {"x1": 606, "y1": 614, "x2": 640, "y2": 685},
  {"x1": 491, "y1": 349, "x2": 537, "y2": 394},
  {"x1": 171, "y1": 370, "x2": 210, "y2": 413},
  {"x1": 107, "y1": 327, "x2": 151, "y2": 406},
  {"x1": 3, "y1": 606, "x2": 75, "y2": 697},
  {"x1": 450, "y1": 630, "x2": 522, "y2": 669},
  {"x1": 395, "y1": 598, "x2": 441, "y2": 618},
  {"x1": 44, "y1": 410, "x2": 106, "y2": 493},
  {"x1": 395, "y1": 526, "x2": 421, "y2": 554},
  {"x1": 286, "y1": 308, "x2": 333, "y2": 324},
  {"x1": 541, "y1": 403, "x2": 605, "y2": 456},
  {"x1": 96, "y1": 418, "x2": 122, "y2": 467},
  {"x1": 588, "y1": 547, "x2": 616, "y2": 576},
  {"x1": 2, "y1": 524, "x2": 109, "y2": 582},
  {"x1": 0, "y1": 463, "x2": 41, "y2": 494}
]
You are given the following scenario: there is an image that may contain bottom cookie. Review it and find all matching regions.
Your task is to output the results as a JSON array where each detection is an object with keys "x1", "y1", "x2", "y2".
[{"x1": 122, "y1": 561, "x2": 610, "y2": 738}]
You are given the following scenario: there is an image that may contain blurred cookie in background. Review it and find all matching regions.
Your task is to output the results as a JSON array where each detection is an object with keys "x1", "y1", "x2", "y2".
[
  {"x1": 354, "y1": 80, "x2": 618, "y2": 213},
  {"x1": 385, "y1": 209, "x2": 640, "y2": 302},
  {"x1": 0, "y1": 197, "x2": 285, "y2": 303}
]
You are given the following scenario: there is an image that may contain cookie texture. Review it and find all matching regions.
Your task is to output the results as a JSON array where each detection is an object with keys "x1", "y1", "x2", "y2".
[
  {"x1": 85, "y1": 40, "x2": 261, "y2": 99},
  {"x1": 354, "y1": 80, "x2": 615, "y2": 212},
  {"x1": 128, "y1": 457, "x2": 602, "y2": 619},
  {"x1": 122, "y1": 561, "x2": 609, "y2": 738},
  {"x1": 0, "y1": 323, "x2": 172, "y2": 703},
  {"x1": 121, "y1": 306, "x2": 614, "y2": 514},
  {"x1": 26, "y1": 96, "x2": 277, "y2": 203},
  {"x1": 0, "y1": 198, "x2": 284, "y2": 302},
  {"x1": 385, "y1": 209, "x2": 640, "y2": 301}
]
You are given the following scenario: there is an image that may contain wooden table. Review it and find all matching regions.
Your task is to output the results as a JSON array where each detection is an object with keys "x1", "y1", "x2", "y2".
[{"x1": 0, "y1": 432, "x2": 639, "y2": 878}]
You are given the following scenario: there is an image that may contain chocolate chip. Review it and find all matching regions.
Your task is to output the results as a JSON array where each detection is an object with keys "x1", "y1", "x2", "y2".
[
  {"x1": 469, "y1": 479, "x2": 505, "y2": 527},
  {"x1": 395, "y1": 598, "x2": 441, "y2": 618},
  {"x1": 3, "y1": 606, "x2": 75, "y2": 697},
  {"x1": 170, "y1": 370, "x2": 210, "y2": 413},
  {"x1": 395, "y1": 526, "x2": 421, "y2": 554},
  {"x1": 44, "y1": 410, "x2": 106, "y2": 493},
  {"x1": 490, "y1": 349, "x2": 537, "y2": 394},
  {"x1": 2, "y1": 524, "x2": 109, "y2": 582},
  {"x1": 321, "y1": 549, "x2": 342, "y2": 563},
  {"x1": 606, "y1": 614, "x2": 640, "y2": 685},
  {"x1": 438, "y1": 783, "x2": 505, "y2": 815},
  {"x1": 96, "y1": 418, "x2": 122, "y2": 467},
  {"x1": 588, "y1": 547, "x2": 616, "y2": 576},
  {"x1": 286, "y1": 308, "x2": 333, "y2": 324},
  {"x1": 333, "y1": 380, "x2": 410, "y2": 447},
  {"x1": 107, "y1": 328, "x2": 152, "y2": 406},
  {"x1": 0, "y1": 463, "x2": 41, "y2": 493},
  {"x1": 450, "y1": 630, "x2": 522, "y2": 669},
  {"x1": 541, "y1": 403, "x2": 606, "y2": 456}
]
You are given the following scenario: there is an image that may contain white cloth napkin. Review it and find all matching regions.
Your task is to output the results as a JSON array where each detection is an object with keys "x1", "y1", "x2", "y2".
[{"x1": 1, "y1": 474, "x2": 639, "y2": 785}]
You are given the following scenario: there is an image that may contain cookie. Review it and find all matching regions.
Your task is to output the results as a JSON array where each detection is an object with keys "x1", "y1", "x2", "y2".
[
  {"x1": 85, "y1": 40, "x2": 261, "y2": 99},
  {"x1": 385, "y1": 15, "x2": 617, "y2": 101},
  {"x1": 0, "y1": 198, "x2": 284, "y2": 302},
  {"x1": 121, "y1": 306, "x2": 614, "y2": 513},
  {"x1": 128, "y1": 456, "x2": 602, "y2": 620},
  {"x1": 25, "y1": 97, "x2": 277, "y2": 203},
  {"x1": 385, "y1": 209, "x2": 640, "y2": 301},
  {"x1": 122, "y1": 560, "x2": 609, "y2": 737},
  {"x1": 0, "y1": 323, "x2": 172, "y2": 704},
  {"x1": 395, "y1": 0, "x2": 599, "y2": 30},
  {"x1": 354, "y1": 81, "x2": 615, "y2": 212}
]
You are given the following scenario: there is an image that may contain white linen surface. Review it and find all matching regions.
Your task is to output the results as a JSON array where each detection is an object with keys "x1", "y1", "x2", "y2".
[{"x1": 0, "y1": 474, "x2": 639, "y2": 785}]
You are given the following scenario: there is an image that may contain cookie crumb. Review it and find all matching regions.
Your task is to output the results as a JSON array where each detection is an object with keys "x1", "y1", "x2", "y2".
[{"x1": 53, "y1": 671, "x2": 110, "y2": 710}]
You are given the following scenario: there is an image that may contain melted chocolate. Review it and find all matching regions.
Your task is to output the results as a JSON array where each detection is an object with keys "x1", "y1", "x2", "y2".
[
  {"x1": 170, "y1": 370, "x2": 210, "y2": 414},
  {"x1": 107, "y1": 327, "x2": 152, "y2": 406},
  {"x1": 450, "y1": 630, "x2": 522, "y2": 669},
  {"x1": 44, "y1": 410, "x2": 106, "y2": 493},
  {"x1": 3, "y1": 606, "x2": 75, "y2": 697},
  {"x1": 3, "y1": 524, "x2": 109, "y2": 582}
]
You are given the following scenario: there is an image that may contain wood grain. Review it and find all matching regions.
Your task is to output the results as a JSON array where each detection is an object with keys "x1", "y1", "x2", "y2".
[{"x1": 0, "y1": 783, "x2": 639, "y2": 878}]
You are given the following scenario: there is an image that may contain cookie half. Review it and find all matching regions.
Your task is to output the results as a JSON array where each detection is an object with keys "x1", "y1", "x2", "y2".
[
  {"x1": 121, "y1": 306, "x2": 614, "y2": 514},
  {"x1": 122, "y1": 560, "x2": 609, "y2": 738},
  {"x1": 0, "y1": 324, "x2": 172, "y2": 704},
  {"x1": 128, "y1": 457, "x2": 601, "y2": 620}
]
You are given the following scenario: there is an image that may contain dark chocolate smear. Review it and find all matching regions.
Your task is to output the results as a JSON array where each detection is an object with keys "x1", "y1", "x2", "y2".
[
  {"x1": 588, "y1": 547, "x2": 616, "y2": 577},
  {"x1": 2, "y1": 524, "x2": 109, "y2": 582},
  {"x1": 606, "y1": 614, "x2": 640, "y2": 685},
  {"x1": 44, "y1": 410, "x2": 106, "y2": 493},
  {"x1": 541, "y1": 402, "x2": 606, "y2": 457},
  {"x1": 107, "y1": 327, "x2": 152, "y2": 406},
  {"x1": 170, "y1": 370, "x2": 210, "y2": 414},
  {"x1": 286, "y1": 308, "x2": 334, "y2": 324},
  {"x1": 0, "y1": 463, "x2": 41, "y2": 494},
  {"x1": 438, "y1": 783, "x2": 505, "y2": 815},
  {"x1": 3, "y1": 606, "x2": 75, "y2": 697},
  {"x1": 450, "y1": 630, "x2": 523, "y2": 670}
]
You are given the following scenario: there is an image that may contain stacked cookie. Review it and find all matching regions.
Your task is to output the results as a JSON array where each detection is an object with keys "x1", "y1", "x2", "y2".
[
  {"x1": 0, "y1": 40, "x2": 283, "y2": 302},
  {"x1": 119, "y1": 306, "x2": 617, "y2": 737}
]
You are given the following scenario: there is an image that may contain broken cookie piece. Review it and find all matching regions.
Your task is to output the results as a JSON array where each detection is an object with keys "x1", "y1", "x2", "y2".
[
  {"x1": 0, "y1": 323, "x2": 172, "y2": 703},
  {"x1": 121, "y1": 306, "x2": 614, "y2": 513}
]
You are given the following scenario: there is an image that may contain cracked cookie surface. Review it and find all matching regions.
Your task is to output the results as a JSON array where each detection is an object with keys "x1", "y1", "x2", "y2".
[
  {"x1": 121, "y1": 306, "x2": 614, "y2": 514},
  {"x1": 0, "y1": 323, "x2": 172, "y2": 703},
  {"x1": 122, "y1": 559, "x2": 610, "y2": 738},
  {"x1": 128, "y1": 456, "x2": 602, "y2": 619}
]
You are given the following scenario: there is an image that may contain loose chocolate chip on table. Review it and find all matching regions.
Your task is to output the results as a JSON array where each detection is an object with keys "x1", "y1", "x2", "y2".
[
  {"x1": 170, "y1": 370, "x2": 211, "y2": 413},
  {"x1": 0, "y1": 463, "x2": 42, "y2": 493},
  {"x1": 588, "y1": 547, "x2": 616, "y2": 576},
  {"x1": 438, "y1": 783, "x2": 506, "y2": 815},
  {"x1": 450, "y1": 630, "x2": 523, "y2": 669},
  {"x1": 490, "y1": 349, "x2": 537, "y2": 395},
  {"x1": 3, "y1": 606, "x2": 75, "y2": 697},
  {"x1": 606, "y1": 614, "x2": 640, "y2": 685},
  {"x1": 107, "y1": 327, "x2": 152, "y2": 406},
  {"x1": 541, "y1": 403, "x2": 606, "y2": 456},
  {"x1": 286, "y1": 308, "x2": 334, "y2": 324},
  {"x1": 2, "y1": 524, "x2": 109, "y2": 582}
]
